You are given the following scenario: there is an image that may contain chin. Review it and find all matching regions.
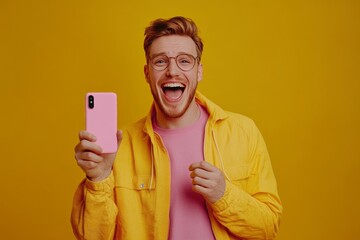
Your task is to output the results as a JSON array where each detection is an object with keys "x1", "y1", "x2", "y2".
[{"x1": 160, "y1": 104, "x2": 187, "y2": 119}]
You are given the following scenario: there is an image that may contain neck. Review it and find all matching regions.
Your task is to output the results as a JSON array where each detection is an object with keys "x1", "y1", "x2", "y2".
[{"x1": 155, "y1": 101, "x2": 200, "y2": 129}]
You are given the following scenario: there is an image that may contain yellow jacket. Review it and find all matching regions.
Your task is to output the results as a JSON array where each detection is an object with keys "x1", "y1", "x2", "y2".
[{"x1": 71, "y1": 92, "x2": 282, "y2": 240}]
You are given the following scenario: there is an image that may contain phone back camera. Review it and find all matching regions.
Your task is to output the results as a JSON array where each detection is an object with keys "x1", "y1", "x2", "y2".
[{"x1": 88, "y1": 95, "x2": 94, "y2": 109}]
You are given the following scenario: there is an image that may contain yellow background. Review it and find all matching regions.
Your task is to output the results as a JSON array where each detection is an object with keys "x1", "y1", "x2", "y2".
[{"x1": 1, "y1": 0, "x2": 359, "y2": 239}]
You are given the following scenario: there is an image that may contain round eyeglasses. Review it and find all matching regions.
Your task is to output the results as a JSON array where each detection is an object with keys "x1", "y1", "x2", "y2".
[{"x1": 149, "y1": 54, "x2": 199, "y2": 71}]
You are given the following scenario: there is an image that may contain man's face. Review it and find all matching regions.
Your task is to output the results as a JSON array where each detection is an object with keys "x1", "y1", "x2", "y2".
[{"x1": 144, "y1": 35, "x2": 203, "y2": 120}]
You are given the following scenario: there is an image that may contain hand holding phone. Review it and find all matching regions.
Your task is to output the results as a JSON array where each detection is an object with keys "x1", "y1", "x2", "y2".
[
  {"x1": 75, "y1": 130, "x2": 122, "y2": 182},
  {"x1": 73, "y1": 92, "x2": 119, "y2": 181}
]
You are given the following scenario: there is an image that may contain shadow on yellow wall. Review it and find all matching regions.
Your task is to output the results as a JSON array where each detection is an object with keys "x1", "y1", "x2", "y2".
[{"x1": 0, "y1": 1, "x2": 359, "y2": 239}]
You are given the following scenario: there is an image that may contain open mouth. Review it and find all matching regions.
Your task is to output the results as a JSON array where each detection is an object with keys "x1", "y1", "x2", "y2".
[{"x1": 162, "y1": 82, "x2": 185, "y2": 100}]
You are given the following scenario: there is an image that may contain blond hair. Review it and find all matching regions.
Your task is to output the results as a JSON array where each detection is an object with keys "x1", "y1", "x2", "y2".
[{"x1": 144, "y1": 16, "x2": 204, "y2": 61}]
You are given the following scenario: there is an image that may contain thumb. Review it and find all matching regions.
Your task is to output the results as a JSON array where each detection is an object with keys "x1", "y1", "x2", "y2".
[{"x1": 116, "y1": 130, "x2": 123, "y2": 148}]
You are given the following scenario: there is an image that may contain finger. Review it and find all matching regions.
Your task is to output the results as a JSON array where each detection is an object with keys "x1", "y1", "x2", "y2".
[
  {"x1": 192, "y1": 176, "x2": 212, "y2": 188},
  {"x1": 77, "y1": 159, "x2": 98, "y2": 170},
  {"x1": 77, "y1": 151, "x2": 103, "y2": 163},
  {"x1": 189, "y1": 161, "x2": 215, "y2": 172},
  {"x1": 76, "y1": 139, "x2": 103, "y2": 155},
  {"x1": 192, "y1": 183, "x2": 210, "y2": 196},
  {"x1": 190, "y1": 168, "x2": 212, "y2": 179},
  {"x1": 116, "y1": 130, "x2": 123, "y2": 146},
  {"x1": 78, "y1": 130, "x2": 97, "y2": 142}
]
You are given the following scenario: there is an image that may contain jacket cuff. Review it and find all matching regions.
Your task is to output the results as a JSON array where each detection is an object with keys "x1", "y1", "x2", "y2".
[
  {"x1": 84, "y1": 171, "x2": 114, "y2": 193},
  {"x1": 209, "y1": 180, "x2": 249, "y2": 213}
]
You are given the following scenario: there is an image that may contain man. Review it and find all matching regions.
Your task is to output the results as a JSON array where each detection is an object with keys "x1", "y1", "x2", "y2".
[{"x1": 72, "y1": 16, "x2": 282, "y2": 240}]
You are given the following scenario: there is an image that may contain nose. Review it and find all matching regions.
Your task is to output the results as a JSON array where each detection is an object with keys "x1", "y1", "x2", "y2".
[{"x1": 166, "y1": 57, "x2": 180, "y2": 77}]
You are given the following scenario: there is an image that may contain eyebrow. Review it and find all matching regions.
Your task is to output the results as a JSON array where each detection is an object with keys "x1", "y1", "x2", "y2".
[{"x1": 150, "y1": 51, "x2": 194, "y2": 59}]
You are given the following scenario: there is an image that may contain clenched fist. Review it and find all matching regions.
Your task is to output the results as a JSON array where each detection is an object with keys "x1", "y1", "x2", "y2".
[{"x1": 189, "y1": 161, "x2": 226, "y2": 203}]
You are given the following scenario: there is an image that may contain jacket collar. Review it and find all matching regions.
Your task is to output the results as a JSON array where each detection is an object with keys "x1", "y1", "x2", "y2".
[{"x1": 195, "y1": 91, "x2": 228, "y2": 122}]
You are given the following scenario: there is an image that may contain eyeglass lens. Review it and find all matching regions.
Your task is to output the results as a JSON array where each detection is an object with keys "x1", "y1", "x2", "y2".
[{"x1": 151, "y1": 54, "x2": 196, "y2": 71}]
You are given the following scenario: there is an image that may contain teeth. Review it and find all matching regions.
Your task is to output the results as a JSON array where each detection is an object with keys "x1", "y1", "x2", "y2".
[{"x1": 163, "y1": 83, "x2": 185, "y2": 88}]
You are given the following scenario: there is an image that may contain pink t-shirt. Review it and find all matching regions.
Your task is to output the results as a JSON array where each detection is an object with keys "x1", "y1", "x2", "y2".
[{"x1": 153, "y1": 105, "x2": 215, "y2": 240}]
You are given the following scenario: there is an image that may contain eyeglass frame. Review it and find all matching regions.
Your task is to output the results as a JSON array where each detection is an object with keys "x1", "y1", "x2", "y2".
[{"x1": 147, "y1": 53, "x2": 200, "y2": 72}]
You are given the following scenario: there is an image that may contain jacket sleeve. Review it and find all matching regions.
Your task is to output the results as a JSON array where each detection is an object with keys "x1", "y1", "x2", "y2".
[
  {"x1": 71, "y1": 172, "x2": 118, "y2": 240},
  {"x1": 209, "y1": 122, "x2": 282, "y2": 240}
]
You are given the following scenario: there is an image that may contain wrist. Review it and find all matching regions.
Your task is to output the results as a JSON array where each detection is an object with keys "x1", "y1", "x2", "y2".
[
  {"x1": 87, "y1": 170, "x2": 112, "y2": 182},
  {"x1": 85, "y1": 171, "x2": 114, "y2": 193}
]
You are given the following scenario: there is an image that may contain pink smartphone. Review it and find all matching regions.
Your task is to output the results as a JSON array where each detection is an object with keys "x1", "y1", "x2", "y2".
[{"x1": 86, "y1": 92, "x2": 117, "y2": 153}]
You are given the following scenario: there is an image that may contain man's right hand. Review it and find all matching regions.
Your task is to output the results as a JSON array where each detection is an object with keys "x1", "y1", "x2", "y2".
[{"x1": 74, "y1": 130, "x2": 123, "y2": 182}]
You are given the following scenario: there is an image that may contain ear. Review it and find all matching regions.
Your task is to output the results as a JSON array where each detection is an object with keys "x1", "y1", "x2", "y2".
[
  {"x1": 144, "y1": 64, "x2": 150, "y2": 83},
  {"x1": 197, "y1": 63, "x2": 203, "y2": 82}
]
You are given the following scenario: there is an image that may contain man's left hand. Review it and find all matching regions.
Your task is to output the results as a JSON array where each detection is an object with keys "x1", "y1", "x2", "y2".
[{"x1": 189, "y1": 161, "x2": 226, "y2": 203}]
